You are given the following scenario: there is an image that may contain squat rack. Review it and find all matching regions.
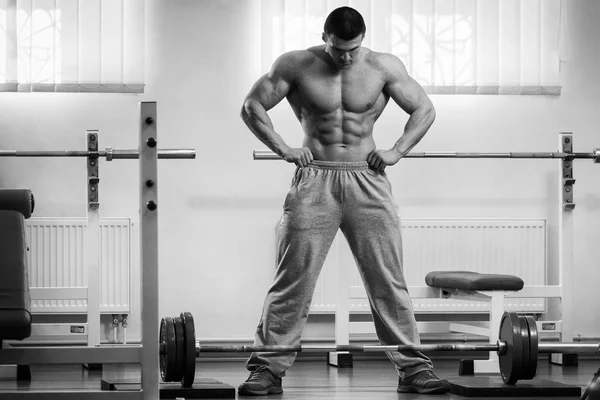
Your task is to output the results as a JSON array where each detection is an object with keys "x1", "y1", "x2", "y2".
[{"x1": 0, "y1": 102, "x2": 178, "y2": 399}]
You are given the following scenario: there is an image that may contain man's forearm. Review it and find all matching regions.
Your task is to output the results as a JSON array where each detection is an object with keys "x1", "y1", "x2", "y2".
[
  {"x1": 392, "y1": 103, "x2": 436, "y2": 156},
  {"x1": 241, "y1": 99, "x2": 290, "y2": 156}
]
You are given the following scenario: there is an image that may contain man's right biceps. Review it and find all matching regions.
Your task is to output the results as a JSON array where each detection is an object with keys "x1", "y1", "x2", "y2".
[{"x1": 244, "y1": 97, "x2": 267, "y2": 114}]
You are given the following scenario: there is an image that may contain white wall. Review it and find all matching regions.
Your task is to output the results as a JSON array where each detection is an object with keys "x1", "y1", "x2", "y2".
[{"x1": 0, "y1": 0, "x2": 598, "y2": 343}]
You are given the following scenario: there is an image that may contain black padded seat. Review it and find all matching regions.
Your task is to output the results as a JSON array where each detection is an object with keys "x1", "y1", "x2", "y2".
[
  {"x1": 0, "y1": 189, "x2": 34, "y2": 219},
  {"x1": 425, "y1": 271, "x2": 524, "y2": 292},
  {"x1": 0, "y1": 210, "x2": 32, "y2": 341}
]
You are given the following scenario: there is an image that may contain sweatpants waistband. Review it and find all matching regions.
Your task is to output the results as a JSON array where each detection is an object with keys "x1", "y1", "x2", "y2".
[{"x1": 306, "y1": 160, "x2": 370, "y2": 171}]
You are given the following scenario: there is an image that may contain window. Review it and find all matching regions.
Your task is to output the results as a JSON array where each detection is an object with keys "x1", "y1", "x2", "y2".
[
  {"x1": 0, "y1": 0, "x2": 144, "y2": 93},
  {"x1": 260, "y1": 0, "x2": 568, "y2": 95}
]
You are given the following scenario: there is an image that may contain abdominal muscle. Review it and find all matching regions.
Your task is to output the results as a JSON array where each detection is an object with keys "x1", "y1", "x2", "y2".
[{"x1": 300, "y1": 113, "x2": 377, "y2": 162}]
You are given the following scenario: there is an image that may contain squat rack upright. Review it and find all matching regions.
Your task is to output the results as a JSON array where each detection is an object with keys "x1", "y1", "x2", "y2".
[{"x1": 0, "y1": 102, "x2": 177, "y2": 399}]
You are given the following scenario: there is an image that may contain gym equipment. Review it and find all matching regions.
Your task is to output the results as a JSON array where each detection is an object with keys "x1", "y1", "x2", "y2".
[
  {"x1": 253, "y1": 149, "x2": 600, "y2": 161},
  {"x1": 158, "y1": 311, "x2": 600, "y2": 388},
  {"x1": 0, "y1": 148, "x2": 195, "y2": 159},
  {"x1": 0, "y1": 102, "x2": 191, "y2": 400},
  {"x1": 582, "y1": 368, "x2": 600, "y2": 400}
]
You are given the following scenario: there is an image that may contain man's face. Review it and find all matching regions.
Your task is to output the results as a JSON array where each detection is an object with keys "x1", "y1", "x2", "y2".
[{"x1": 322, "y1": 33, "x2": 364, "y2": 70}]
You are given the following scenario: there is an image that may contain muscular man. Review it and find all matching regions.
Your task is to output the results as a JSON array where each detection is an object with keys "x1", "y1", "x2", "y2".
[{"x1": 239, "y1": 7, "x2": 450, "y2": 396}]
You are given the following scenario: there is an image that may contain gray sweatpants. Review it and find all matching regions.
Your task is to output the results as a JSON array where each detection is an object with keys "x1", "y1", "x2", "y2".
[{"x1": 246, "y1": 161, "x2": 433, "y2": 378}]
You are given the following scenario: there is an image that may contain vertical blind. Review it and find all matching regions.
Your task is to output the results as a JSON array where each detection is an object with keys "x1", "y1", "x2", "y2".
[
  {"x1": 0, "y1": 0, "x2": 144, "y2": 93},
  {"x1": 261, "y1": 0, "x2": 567, "y2": 95}
]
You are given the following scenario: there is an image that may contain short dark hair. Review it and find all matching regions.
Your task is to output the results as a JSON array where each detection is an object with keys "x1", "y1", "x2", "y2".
[{"x1": 323, "y1": 7, "x2": 366, "y2": 41}]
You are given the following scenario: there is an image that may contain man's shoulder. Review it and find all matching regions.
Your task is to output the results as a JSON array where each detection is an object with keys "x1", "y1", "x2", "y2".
[
  {"x1": 365, "y1": 50, "x2": 403, "y2": 69},
  {"x1": 364, "y1": 50, "x2": 408, "y2": 81},
  {"x1": 270, "y1": 48, "x2": 319, "y2": 80},
  {"x1": 278, "y1": 46, "x2": 322, "y2": 65}
]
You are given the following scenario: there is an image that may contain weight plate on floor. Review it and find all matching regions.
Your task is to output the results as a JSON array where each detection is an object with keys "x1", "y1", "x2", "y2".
[
  {"x1": 523, "y1": 315, "x2": 538, "y2": 380},
  {"x1": 159, "y1": 317, "x2": 177, "y2": 382},
  {"x1": 181, "y1": 312, "x2": 196, "y2": 388},
  {"x1": 518, "y1": 316, "x2": 531, "y2": 381},
  {"x1": 498, "y1": 311, "x2": 523, "y2": 384},
  {"x1": 174, "y1": 316, "x2": 186, "y2": 382}
]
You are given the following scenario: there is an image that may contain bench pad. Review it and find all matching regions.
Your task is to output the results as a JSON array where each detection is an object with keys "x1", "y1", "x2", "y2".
[
  {"x1": 425, "y1": 271, "x2": 524, "y2": 291},
  {"x1": 0, "y1": 189, "x2": 34, "y2": 219},
  {"x1": 0, "y1": 210, "x2": 32, "y2": 340}
]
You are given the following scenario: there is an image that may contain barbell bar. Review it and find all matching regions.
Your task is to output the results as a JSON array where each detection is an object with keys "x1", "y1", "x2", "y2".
[
  {"x1": 0, "y1": 148, "x2": 196, "y2": 160},
  {"x1": 188, "y1": 342, "x2": 600, "y2": 354},
  {"x1": 159, "y1": 311, "x2": 600, "y2": 388},
  {"x1": 193, "y1": 343, "x2": 504, "y2": 353},
  {"x1": 253, "y1": 149, "x2": 600, "y2": 162}
]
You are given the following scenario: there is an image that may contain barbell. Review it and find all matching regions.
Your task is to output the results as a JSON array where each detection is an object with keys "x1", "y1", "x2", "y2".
[
  {"x1": 253, "y1": 149, "x2": 600, "y2": 162},
  {"x1": 159, "y1": 311, "x2": 600, "y2": 388},
  {"x1": 0, "y1": 148, "x2": 195, "y2": 160}
]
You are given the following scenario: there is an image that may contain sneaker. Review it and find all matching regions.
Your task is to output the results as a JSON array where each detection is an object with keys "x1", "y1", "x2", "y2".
[
  {"x1": 238, "y1": 366, "x2": 283, "y2": 396},
  {"x1": 397, "y1": 370, "x2": 451, "y2": 394}
]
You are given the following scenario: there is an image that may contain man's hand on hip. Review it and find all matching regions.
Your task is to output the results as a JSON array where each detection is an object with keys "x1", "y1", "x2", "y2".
[
  {"x1": 282, "y1": 147, "x2": 314, "y2": 167},
  {"x1": 367, "y1": 149, "x2": 402, "y2": 173}
]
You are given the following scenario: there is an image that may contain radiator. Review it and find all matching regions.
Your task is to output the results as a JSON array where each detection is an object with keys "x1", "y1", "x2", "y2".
[
  {"x1": 309, "y1": 218, "x2": 547, "y2": 313},
  {"x1": 25, "y1": 218, "x2": 131, "y2": 314}
]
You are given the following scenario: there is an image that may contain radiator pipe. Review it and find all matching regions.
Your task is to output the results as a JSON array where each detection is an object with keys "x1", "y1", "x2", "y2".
[
  {"x1": 112, "y1": 314, "x2": 119, "y2": 344},
  {"x1": 122, "y1": 314, "x2": 128, "y2": 345}
]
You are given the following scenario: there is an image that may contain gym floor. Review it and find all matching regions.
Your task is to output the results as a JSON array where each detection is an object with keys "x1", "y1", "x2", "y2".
[{"x1": 0, "y1": 358, "x2": 596, "y2": 399}]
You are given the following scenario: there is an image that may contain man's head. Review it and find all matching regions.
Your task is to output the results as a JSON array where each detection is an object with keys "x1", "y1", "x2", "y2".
[
  {"x1": 322, "y1": 7, "x2": 366, "y2": 69},
  {"x1": 323, "y1": 6, "x2": 366, "y2": 41}
]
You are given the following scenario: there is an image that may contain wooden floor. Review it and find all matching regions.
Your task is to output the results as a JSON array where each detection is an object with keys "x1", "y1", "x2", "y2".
[{"x1": 0, "y1": 357, "x2": 598, "y2": 399}]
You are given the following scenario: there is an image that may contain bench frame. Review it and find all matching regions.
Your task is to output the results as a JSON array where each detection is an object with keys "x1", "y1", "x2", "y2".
[{"x1": 329, "y1": 133, "x2": 577, "y2": 371}]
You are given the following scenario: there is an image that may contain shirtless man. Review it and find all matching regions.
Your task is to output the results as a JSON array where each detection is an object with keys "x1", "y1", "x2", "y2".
[{"x1": 239, "y1": 7, "x2": 450, "y2": 396}]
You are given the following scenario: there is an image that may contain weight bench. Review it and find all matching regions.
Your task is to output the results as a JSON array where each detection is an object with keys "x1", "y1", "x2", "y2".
[
  {"x1": 0, "y1": 189, "x2": 35, "y2": 380},
  {"x1": 425, "y1": 270, "x2": 524, "y2": 375}
]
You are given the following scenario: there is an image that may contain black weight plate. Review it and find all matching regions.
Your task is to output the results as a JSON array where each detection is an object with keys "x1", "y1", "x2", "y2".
[
  {"x1": 159, "y1": 317, "x2": 177, "y2": 382},
  {"x1": 523, "y1": 315, "x2": 539, "y2": 380},
  {"x1": 181, "y1": 312, "x2": 196, "y2": 388},
  {"x1": 159, "y1": 318, "x2": 166, "y2": 380},
  {"x1": 518, "y1": 316, "x2": 531, "y2": 382},
  {"x1": 498, "y1": 312, "x2": 523, "y2": 385},
  {"x1": 174, "y1": 317, "x2": 186, "y2": 382}
]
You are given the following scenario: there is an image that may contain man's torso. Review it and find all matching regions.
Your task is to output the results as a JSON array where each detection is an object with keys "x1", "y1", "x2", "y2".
[{"x1": 285, "y1": 46, "x2": 390, "y2": 161}]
